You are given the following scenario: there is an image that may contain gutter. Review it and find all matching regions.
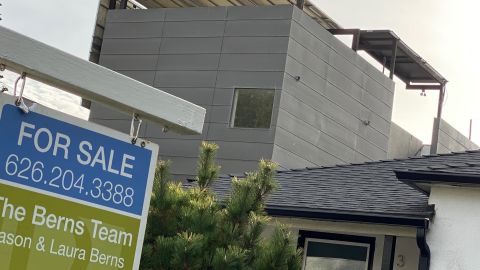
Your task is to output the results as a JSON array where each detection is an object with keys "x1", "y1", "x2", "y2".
[
  {"x1": 266, "y1": 207, "x2": 431, "y2": 227},
  {"x1": 416, "y1": 219, "x2": 430, "y2": 270}
]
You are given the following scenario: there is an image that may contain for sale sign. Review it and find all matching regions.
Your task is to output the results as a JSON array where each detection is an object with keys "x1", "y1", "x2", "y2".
[{"x1": 0, "y1": 95, "x2": 158, "y2": 270}]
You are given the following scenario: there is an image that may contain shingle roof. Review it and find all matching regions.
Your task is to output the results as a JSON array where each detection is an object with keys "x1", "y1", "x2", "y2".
[
  {"x1": 407, "y1": 161, "x2": 480, "y2": 176},
  {"x1": 204, "y1": 150, "x2": 480, "y2": 223}
]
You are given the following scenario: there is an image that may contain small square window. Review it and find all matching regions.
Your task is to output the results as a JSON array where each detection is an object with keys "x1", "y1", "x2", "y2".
[{"x1": 230, "y1": 88, "x2": 275, "y2": 128}]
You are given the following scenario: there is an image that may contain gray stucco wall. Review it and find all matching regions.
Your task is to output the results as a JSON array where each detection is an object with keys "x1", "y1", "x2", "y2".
[
  {"x1": 387, "y1": 122, "x2": 423, "y2": 159},
  {"x1": 434, "y1": 118, "x2": 478, "y2": 154},
  {"x1": 272, "y1": 7, "x2": 395, "y2": 168},
  {"x1": 91, "y1": 5, "x2": 395, "y2": 178}
]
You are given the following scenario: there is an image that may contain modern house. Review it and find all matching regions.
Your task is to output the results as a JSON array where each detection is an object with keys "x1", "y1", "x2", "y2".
[
  {"x1": 84, "y1": 1, "x2": 480, "y2": 270},
  {"x1": 87, "y1": 1, "x2": 476, "y2": 180}
]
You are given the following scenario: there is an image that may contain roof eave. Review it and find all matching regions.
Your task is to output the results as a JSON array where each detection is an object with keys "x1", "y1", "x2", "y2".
[
  {"x1": 266, "y1": 206, "x2": 431, "y2": 228},
  {"x1": 395, "y1": 170, "x2": 480, "y2": 194}
]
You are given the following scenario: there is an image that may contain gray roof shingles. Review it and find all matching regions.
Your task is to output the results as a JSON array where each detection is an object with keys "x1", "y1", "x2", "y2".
[{"x1": 203, "y1": 150, "x2": 480, "y2": 220}]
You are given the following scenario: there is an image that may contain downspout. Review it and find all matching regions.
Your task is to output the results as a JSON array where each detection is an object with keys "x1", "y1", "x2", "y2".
[{"x1": 416, "y1": 220, "x2": 430, "y2": 270}]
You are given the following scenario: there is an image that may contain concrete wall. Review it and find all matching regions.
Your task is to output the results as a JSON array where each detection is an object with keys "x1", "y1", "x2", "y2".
[
  {"x1": 387, "y1": 122, "x2": 424, "y2": 159},
  {"x1": 427, "y1": 185, "x2": 480, "y2": 270},
  {"x1": 275, "y1": 217, "x2": 419, "y2": 270},
  {"x1": 272, "y1": 7, "x2": 395, "y2": 168},
  {"x1": 91, "y1": 5, "x2": 395, "y2": 178},
  {"x1": 434, "y1": 118, "x2": 478, "y2": 154}
]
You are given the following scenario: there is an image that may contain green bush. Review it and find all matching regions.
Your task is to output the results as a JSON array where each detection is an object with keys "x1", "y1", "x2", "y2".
[{"x1": 141, "y1": 142, "x2": 302, "y2": 270}]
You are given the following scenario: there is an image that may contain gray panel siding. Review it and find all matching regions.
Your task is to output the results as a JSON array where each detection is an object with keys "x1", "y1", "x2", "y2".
[
  {"x1": 156, "y1": 87, "x2": 214, "y2": 106},
  {"x1": 100, "y1": 38, "x2": 162, "y2": 54},
  {"x1": 436, "y1": 118, "x2": 479, "y2": 153},
  {"x1": 219, "y1": 54, "x2": 287, "y2": 72},
  {"x1": 158, "y1": 156, "x2": 264, "y2": 179},
  {"x1": 274, "y1": 128, "x2": 344, "y2": 166},
  {"x1": 215, "y1": 71, "x2": 284, "y2": 89},
  {"x1": 150, "y1": 137, "x2": 272, "y2": 163},
  {"x1": 163, "y1": 21, "x2": 225, "y2": 37},
  {"x1": 206, "y1": 124, "x2": 276, "y2": 143},
  {"x1": 283, "y1": 62, "x2": 389, "y2": 147},
  {"x1": 286, "y1": 41, "x2": 392, "y2": 129},
  {"x1": 271, "y1": 145, "x2": 316, "y2": 169},
  {"x1": 164, "y1": 7, "x2": 227, "y2": 21},
  {"x1": 217, "y1": 141, "x2": 273, "y2": 160},
  {"x1": 106, "y1": 8, "x2": 166, "y2": 22},
  {"x1": 212, "y1": 88, "x2": 235, "y2": 106},
  {"x1": 94, "y1": 5, "x2": 397, "y2": 176},
  {"x1": 387, "y1": 122, "x2": 423, "y2": 159},
  {"x1": 226, "y1": 5, "x2": 294, "y2": 20},
  {"x1": 99, "y1": 54, "x2": 159, "y2": 70},
  {"x1": 291, "y1": 7, "x2": 394, "y2": 90},
  {"x1": 274, "y1": 8, "x2": 393, "y2": 166},
  {"x1": 144, "y1": 120, "x2": 206, "y2": 140},
  {"x1": 207, "y1": 105, "x2": 231, "y2": 124},
  {"x1": 159, "y1": 37, "x2": 223, "y2": 54},
  {"x1": 276, "y1": 109, "x2": 358, "y2": 163},
  {"x1": 224, "y1": 20, "x2": 291, "y2": 37},
  {"x1": 154, "y1": 71, "x2": 218, "y2": 88},
  {"x1": 103, "y1": 22, "x2": 164, "y2": 38},
  {"x1": 289, "y1": 21, "x2": 394, "y2": 97},
  {"x1": 214, "y1": 159, "x2": 262, "y2": 175},
  {"x1": 278, "y1": 91, "x2": 384, "y2": 161},
  {"x1": 94, "y1": 6, "x2": 295, "y2": 176},
  {"x1": 222, "y1": 37, "x2": 290, "y2": 53},
  {"x1": 157, "y1": 54, "x2": 220, "y2": 71},
  {"x1": 157, "y1": 156, "x2": 198, "y2": 177}
]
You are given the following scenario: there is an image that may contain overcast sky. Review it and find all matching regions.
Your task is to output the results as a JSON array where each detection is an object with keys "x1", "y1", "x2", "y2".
[{"x1": 0, "y1": 0, "x2": 479, "y2": 145}]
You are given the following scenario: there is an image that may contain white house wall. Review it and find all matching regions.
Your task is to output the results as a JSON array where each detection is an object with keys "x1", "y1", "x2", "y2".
[{"x1": 428, "y1": 185, "x2": 480, "y2": 270}]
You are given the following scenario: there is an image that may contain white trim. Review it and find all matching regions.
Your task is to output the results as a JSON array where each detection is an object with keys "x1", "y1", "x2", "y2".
[{"x1": 0, "y1": 26, "x2": 205, "y2": 135}]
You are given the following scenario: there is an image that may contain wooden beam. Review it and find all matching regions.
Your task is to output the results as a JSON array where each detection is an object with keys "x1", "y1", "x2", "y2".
[{"x1": 0, "y1": 26, "x2": 205, "y2": 135}]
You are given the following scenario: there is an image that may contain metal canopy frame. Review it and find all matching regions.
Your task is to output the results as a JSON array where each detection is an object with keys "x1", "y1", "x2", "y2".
[
  {"x1": 0, "y1": 25, "x2": 206, "y2": 135},
  {"x1": 328, "y1": 29, "x2": 448, "y2": 155},
  {"x1": 328, "y1": 29, "x2": 447, "y2": 89}
]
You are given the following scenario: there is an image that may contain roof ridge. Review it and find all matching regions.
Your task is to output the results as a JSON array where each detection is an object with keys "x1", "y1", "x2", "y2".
[{"x1": 277, "y1": 149, "x2": 480, "y2": 174}]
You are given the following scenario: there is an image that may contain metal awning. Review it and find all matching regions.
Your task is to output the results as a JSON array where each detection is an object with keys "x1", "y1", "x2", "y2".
[{"x1": 328, "y1": 29, "x2": 447, "y2": 90}]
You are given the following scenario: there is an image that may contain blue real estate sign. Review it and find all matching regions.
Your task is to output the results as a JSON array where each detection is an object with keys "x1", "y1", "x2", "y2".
[{"x1": 0, "y1": 95, "x2": 158, "y2": 270}]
